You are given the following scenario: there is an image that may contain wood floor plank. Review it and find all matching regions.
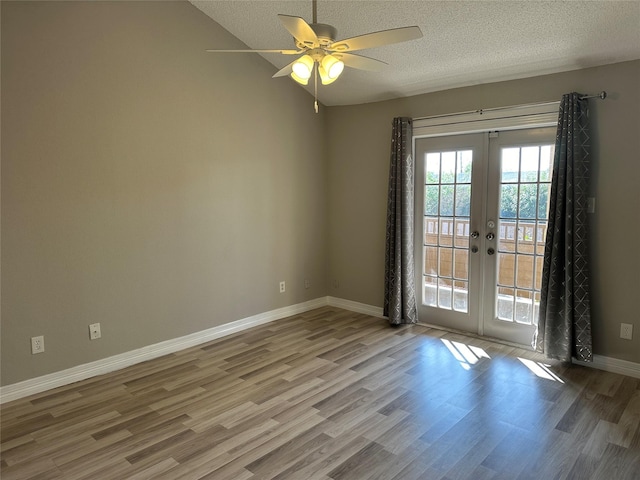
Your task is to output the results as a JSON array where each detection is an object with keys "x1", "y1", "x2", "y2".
[
  {"x1": 515, "y1": 437, "x2": 575, "y2": 480},
  {"x1": 2, "y1": 306, "x2": 639, "y2": 479},
  {"x1": 273, "y1": 434, "x2": 375, "y2": 480},
  {"x1": 327, "y1": 441, "x2": 394, "y2": 480}
]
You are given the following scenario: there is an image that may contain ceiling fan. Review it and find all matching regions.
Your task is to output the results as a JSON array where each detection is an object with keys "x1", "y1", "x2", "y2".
[{"x1": 206, "y1": 0, "x2": 423, "y2": 111}]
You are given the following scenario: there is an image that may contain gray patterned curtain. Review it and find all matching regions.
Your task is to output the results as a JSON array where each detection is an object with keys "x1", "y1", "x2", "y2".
[
  {"x1": 384, "y1": 117, "x2": 418, "y2": 325},
  {"x1": 534, "y1": 93, "x2": 592, "y2": 362}
]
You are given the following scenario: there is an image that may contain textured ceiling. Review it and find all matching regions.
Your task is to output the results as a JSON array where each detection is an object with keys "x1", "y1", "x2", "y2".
[{"x1": 191, "y1": 0, "x2": 640, "y2": 106}]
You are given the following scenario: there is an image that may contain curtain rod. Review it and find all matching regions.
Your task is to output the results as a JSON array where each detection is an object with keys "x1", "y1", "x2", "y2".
[
  {"x1": 411, "y1": 91, "x2": 607, "y2": 123},
  {"x1": 412, "y1": 100, "x2": 559, "y2": 122},
  {"x1": 579, "y1": 91, "x2": 607, "y2": 100}
]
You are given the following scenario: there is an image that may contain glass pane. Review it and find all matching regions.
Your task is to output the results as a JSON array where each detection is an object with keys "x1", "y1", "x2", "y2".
[
  {"x1": 500, "y1": 185, "x2": 518, "y2": 218},
  {"x1": 422, "y1": 147, "x2": 480, "y2": 315},
  {"x1": 453, "y1": 248, "x2": 468, "y2": 280},
  {"x1": 439, "y1": 247, "x2": 453, "y2": 278},
  {"x1": 426, "y1": 153, "x2": 440, "y2": 184},
  {"x1": 441, "y1": 152, "x2": 456, "y2": 183},
  {"x1": 515, "y1": 290, "x2": 533, "y2": 324},
  {"x1": 535, "y1": 256, "x2": 544, "y2": 290},
  {"x1": 440, "y1": 185, "x2": 454, "y2": 216},
  {"x1": 453, "y1": 280, "x2": 468, "y2": 313},
  {"x1": 539, "y1": 146, "x2": 553, "y2": 181},
  {"x1": 455, "y1": 184, "x2": 471, "y2": 216},
  {"x1": 457, "y1": 151, "x2": 472, "y2": 183},
  {"x1": 498, "y1": 287, "x2": 515, "y2": 321},
  {"x1": 424, "y1": 246, "x2": 438, "y2": 276},
  {"x1": 495, "y1": 142, "x2": 554, "y2": 328},
  {"x1": 517, "y1": 222, "x2": 535, "y2": 254},
  {"x1": 425, "y1": 186, "x2": 439, "y2": 216},
  {"x1": 501, "y1": 148, "x2": 520, "y2": 183},
  {"x1": 454, "y1": 218, "x2": 469, "y2": 248},
  {"x1": 424, "y1": 276, "x2": 437, "y2": 307},
  {"x1": 536, "y1": 223, "x2": 547, "y2": 255},
  {"x1": 424, "y1": 217, "x2": 439, "y2": 245},
  {"x1": 439, "y1": 218, "x2": 453, "y2": 246},
  {"x1": 520, "y1": 147, "x2": 540, "y2": 182},
  {"x1": 438, "y1": 278, "x2": 452, "y2": 309},
  {"x1": 499, "y1": 220, "x2": 516, "y2": 252},
  {"x1": 516, "y1": 255, "x2": 534, "y2": 289},
  {"x1": 538, "y1": 184, "x2": 550, "y2": 219},
  {"x1": 518, "y1": 184, "x2": 538, "y2": 219},
  {"x1": 498, "y1": 253, "x2": 515, "y2": 286},
  {"x1": 534, "y1": 292, "x2": 541, "y2": 325}
]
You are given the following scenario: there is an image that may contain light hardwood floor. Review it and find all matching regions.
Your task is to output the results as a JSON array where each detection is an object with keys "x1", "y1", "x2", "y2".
[{"x1": 2, "y1": 307, "x2": 639, "y2": 479}]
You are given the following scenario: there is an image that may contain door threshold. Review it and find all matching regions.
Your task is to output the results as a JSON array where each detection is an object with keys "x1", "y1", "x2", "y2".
[{"x1": 416, "y1": 321, "x2": 534, "y2": 351}]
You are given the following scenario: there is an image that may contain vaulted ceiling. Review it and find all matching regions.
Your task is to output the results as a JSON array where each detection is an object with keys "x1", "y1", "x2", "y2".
[{"x1": 192, "y1": 1, "x2": 640, "y2": 106}]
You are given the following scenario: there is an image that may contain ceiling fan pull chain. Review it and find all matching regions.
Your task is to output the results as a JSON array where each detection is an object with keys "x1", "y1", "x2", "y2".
[
  {"x1": 314, "y1": 65, "x2": 319, "y2": 113},
  {"x1": 312, "y1": 0, "x2": 317, "y2": 24}
]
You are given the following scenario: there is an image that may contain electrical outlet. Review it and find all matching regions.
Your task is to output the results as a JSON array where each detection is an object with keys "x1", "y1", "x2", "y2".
[
  {"x1": 89, "y1": 323, "x2": 101, "y2": 340},
  {"x1": 620, "y1": 323, "x2": 633, "y2": 340},
  {"x1": 31, "y1": 336, "x2": 45, "y2": 354},
  {"x1": 279, "y1": 281, "x2": 286, "y2": 293},
  {"x1": 304, "y1": 278, "x2": 310, "y2": 289}
]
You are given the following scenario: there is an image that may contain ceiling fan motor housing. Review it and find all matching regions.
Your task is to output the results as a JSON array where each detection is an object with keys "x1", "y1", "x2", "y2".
[{"x1": 295, "y1": 23, "x2": 337, "y2": 49}]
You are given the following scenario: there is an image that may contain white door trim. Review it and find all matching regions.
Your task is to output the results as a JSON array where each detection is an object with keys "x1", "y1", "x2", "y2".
[{"x1": 413, "y1": 102, "x2": 560, "y2": 138}]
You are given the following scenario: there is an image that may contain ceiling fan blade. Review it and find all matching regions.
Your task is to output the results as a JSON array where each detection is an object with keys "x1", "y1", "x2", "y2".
[
  {"x1": 272, "y1": 59, "x2": 297, "y2": 78},
  {"x1": 206, "y1": 49, "x2": 301, "y2": 54},
  {"x1": 278, "y1": 14, "x2": 319, "y2": 47},
  {"x1": 334, "y1": 53, "x2": 388, "y2": 71},
  {"x1": 329, "y1": 26, "x2": 422, "y2": 52}
]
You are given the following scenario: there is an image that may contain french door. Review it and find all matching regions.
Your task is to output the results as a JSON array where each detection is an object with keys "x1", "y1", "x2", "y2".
[{"x1": 414, "y1": 127, "x2": 555, "y2": 345}]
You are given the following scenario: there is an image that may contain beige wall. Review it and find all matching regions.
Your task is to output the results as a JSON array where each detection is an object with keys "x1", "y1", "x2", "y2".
[
  {"x1": 1, "y1": 1, "x2": 327, "y2": 385},
  {"x1": 326, "y1": 60, "x2": 640, "y2": 364}
]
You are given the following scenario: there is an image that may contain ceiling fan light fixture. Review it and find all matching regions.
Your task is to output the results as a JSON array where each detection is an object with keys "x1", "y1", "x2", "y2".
[
  {"x1": 318, "y1": 54, "x2": 344, "y2": 85},
  {"x1": 290, "y1": 71, "x2": 310, "y2": 85},
  {"x1": 318, "y1": 66, "x2": 334, "y2": 85},
  {"x1": 291, "y1": 55, "x2": 314, "y2": 80},
  {"x1": 321, "y1": 55, "x2": 344, "y2": 79}
]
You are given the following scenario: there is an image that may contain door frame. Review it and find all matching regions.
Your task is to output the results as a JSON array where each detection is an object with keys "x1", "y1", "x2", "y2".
[
  {"x1": 412, "y1": 101, "x2": 559, "y2": 345},
  {"x1": 412, "y1": 101, "x2": 560, "y2": 138}
]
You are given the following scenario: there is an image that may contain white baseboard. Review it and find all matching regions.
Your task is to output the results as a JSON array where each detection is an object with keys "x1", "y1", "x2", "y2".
[
  {"x1": 326, "y1": 296, "x2": 384, "y2": 318},
  {"x1": 3, "y1": 296, "x2": 638, "y2": 403},
  {"x1": 0, "y1": 297, "x2": 329, "y2": 404},
  {"x1": 574, "y1": 355, "x2": 640, "y2": 379}
]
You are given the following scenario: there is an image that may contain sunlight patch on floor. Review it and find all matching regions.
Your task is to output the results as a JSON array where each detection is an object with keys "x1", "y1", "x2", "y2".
[
  {"x1": 518, "y1": 357, "x2": 564, "y2": 383},
  {"x1": 441, "y1": 339, "x2": 490, "y2": 370},
  {"x1": 440, "y1": 338, "x2": 564, "y2": 382}
]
